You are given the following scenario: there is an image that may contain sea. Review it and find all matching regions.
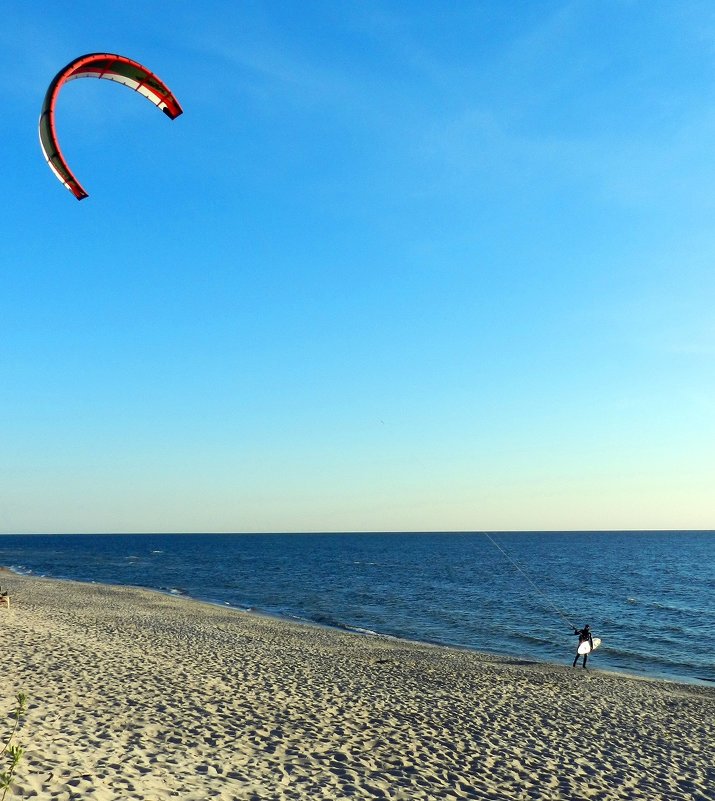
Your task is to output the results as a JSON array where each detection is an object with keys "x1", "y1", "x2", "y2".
[{"x1": 1, "y1": 531, "x2": 712, "y2": 686}]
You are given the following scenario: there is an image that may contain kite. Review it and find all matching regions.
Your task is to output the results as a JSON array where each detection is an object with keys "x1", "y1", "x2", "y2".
[{"x1": 39, "y1": 52, "x2": 183, "y2": 200}]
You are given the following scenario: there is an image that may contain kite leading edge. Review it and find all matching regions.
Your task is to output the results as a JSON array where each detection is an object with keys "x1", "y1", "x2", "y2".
[{"x1": 39, "y1": 52, "x2": 183, "y2": 200}]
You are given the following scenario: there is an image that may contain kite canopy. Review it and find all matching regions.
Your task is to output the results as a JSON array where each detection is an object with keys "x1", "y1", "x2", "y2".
[{"x1": 39, "y1": 52, "x2": 183, "y2": 200}]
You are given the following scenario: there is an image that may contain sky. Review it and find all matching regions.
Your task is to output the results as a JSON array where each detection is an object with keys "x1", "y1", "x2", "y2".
[{"x1": 2, "y1": 1, "x2": 714, "y2": 533}]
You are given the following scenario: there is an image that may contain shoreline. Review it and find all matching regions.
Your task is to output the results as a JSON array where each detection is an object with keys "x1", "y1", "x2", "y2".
[
  {"x1": 2, "y1": 570, "x2": 713, "y2": 800},
  {"x1": 3, "y1": 565, "x2": 711, "y2": 690}
]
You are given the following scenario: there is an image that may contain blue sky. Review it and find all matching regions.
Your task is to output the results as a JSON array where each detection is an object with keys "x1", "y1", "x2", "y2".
[{"x1": 2, "y1": 1, "x2": 714, "y2": 533}]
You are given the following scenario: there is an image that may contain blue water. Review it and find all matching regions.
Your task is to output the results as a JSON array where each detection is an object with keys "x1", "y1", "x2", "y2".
[{"x1": 1, "y1": 531, "x2": 713, "y2": 686}]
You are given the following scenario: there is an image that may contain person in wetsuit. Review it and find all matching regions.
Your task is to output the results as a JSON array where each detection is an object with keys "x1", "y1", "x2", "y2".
[{"x1": 572, "y1": 624, "x2": 594, "y2": 668}]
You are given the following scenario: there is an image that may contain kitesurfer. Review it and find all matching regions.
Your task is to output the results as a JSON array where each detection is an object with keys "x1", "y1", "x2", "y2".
[{"x1": 572, "y1": 624, "x2": 594, "y2": 669}]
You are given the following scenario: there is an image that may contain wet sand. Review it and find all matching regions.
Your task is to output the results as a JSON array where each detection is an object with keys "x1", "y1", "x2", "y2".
[{"x1": 1, "y1": 570, "x2": 712, "y2": 800}]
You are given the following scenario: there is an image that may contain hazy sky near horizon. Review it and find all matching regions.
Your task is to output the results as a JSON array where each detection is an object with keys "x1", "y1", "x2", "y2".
[{"x1": 2, "y1": 1, "x2": 714, "y2": 533}]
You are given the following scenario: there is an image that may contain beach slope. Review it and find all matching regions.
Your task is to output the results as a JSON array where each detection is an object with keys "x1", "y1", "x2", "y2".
[{"x1": 1, "y1": 572, "x2": 712, "y2": 800}]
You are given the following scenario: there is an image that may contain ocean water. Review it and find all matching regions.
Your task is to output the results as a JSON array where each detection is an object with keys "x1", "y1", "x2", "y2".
[{"x1": 1, "y1": 531, "x2": 712, "y2": 686}]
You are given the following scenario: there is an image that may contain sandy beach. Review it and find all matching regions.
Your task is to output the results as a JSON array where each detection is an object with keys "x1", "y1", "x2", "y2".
[{"x1": 1, "y1": 570, "x2": 712, "y2": 800}]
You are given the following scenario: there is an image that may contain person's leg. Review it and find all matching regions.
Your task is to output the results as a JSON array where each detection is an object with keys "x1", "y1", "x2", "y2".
[
  {"x1": 582, "y1": 653, "x2": 588, "y2": 669},
  {"x1": 573, "y1": 653, "x2": 579, "y2": 667}
]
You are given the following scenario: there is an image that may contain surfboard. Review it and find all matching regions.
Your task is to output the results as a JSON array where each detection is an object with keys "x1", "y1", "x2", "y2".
[{"x1": 577, "y1": 636, "x2": 601, "y2": 655}]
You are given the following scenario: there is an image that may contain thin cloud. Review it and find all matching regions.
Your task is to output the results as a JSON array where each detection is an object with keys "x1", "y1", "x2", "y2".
[
  {"x1": 0, "y1": 19, "x2": 67, "y2": 101},
  {"x1": 186, "y1": 28, "x2": 355, "y2": 111}
]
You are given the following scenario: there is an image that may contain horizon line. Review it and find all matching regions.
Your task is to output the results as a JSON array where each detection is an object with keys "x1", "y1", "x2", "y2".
[{"x1": 1, "y1": 529, "x2": 713, "y2": 536}]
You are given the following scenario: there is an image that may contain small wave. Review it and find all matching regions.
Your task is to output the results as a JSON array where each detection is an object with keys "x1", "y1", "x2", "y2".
[
  {"x1": 601, "y1": 644, "x2": 699, "y2": 670},
  {"x1": 151, "y1": 550, "x2": 163, "y2": 554},
  {"x1": 508, "y1": 632, "x2": 556, "y2": 647},
  {"x1": 651, "y1": 601, "x2": 715, "y2": 618},
  {"x1": 310, "y1": 612, "x2": 379, "y2": 636},
  {"x1": 663, "y1": 623, "x2": 686, "y2": 634},
  {"x1": 342, "y1": 625, "x2": 380, "y2": 636},
  {"x1": 652, "y1": 601, "x2": 685, "y2": 611}
]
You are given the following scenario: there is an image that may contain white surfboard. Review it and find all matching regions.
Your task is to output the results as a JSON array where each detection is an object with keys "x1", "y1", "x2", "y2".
[{"x1": 577, "y1": 636, "x2": 601, "y2": 655}]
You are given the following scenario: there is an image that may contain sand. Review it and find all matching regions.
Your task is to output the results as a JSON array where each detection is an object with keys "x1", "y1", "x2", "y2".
[{"x1": 1, "y1": 570, "x2": 712, "y2": 801}]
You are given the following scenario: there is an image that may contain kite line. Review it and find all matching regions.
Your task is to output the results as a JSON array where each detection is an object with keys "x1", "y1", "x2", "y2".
[{"x1": 481, "y1": 531, "x2": 578, "y2": 631}]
